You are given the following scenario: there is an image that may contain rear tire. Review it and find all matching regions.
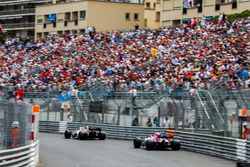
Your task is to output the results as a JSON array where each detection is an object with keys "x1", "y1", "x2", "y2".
[
  {"x1": 146, "y1": 141, "x2": 155, "y2": 150},
  {"x1": 171, "y1": 140, "x2": 181, "y2": 150},
  {"x1": 133, "y1": 139, "x2": 142, "y2": 148},
  {"x1": 98, "y1": 133, "x2": 106, "y2": 140},
  {"x1": 64, "y1": 130, "x2": 72, "y2": 139}
]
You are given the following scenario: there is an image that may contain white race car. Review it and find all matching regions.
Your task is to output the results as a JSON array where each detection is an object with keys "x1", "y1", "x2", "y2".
[{"x1": 64, "y1": 125, "x2": 106, "y2": 140}]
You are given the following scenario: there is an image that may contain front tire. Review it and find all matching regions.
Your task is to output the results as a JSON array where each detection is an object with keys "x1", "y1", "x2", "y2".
[
  {"x1": 171, "y1": 140, "x2": 181, "y2": 150},
  {"x1": 64, "y1": 130, "x2": 72, "y2": 139},
  {"x1": 133, "y1": 139, "x2": 142, "y2": 148},
  {"x1": 98, "y1": 133, "x2": 106, "y2": 140}
]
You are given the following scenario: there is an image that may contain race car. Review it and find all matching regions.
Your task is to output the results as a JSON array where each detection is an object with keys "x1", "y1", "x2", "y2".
[
  {"x1": 133, "y1": 132, "x2": 180, "y2": 150},
  {"x1": 64, "y1": 125, "x2": 106, "y2": 140}
]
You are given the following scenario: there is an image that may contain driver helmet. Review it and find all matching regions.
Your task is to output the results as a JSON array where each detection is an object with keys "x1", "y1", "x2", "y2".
[
  {"x1": 11, "y1": 121, "x2": 20, "y2": 128},
  {"x1": 155, "y1": 132, "x2": 161, "y2": 137}
]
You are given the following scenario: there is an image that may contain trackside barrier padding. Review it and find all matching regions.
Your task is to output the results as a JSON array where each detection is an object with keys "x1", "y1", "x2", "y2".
[{"x1": 0, "y1": 140, "x2": 39, "y2": 167}]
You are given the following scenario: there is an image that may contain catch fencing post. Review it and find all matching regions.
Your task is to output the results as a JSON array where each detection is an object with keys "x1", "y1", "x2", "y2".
[{"x1": 31, "y1": 105, "x2": 40, "y2": 141}]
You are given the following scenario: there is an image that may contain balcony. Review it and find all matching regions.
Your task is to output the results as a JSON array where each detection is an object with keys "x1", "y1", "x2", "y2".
[
  {"x1": 2, "y1": 22, "x2": 35, "y2": 30},
  {"x1": 0, "y1": 8, "x2": 35, "y2": 17}
]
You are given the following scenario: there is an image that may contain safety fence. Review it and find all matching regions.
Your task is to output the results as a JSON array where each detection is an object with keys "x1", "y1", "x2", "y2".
[
  {"x1": 0, "y1": 101, "x2": 33, "y2": 150},
  {"x1": 0, "y1": 140, "x2": 39, "y2": 167},
  {"x1": 40, "y1": 121, "x2": 249, "y2": 162},
  {"x1": 0, "y1": 98, "x2": 40, "y2": 167}
]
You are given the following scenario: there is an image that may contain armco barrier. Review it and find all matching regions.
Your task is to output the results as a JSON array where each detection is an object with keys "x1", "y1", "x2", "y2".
[
  {"x1": 247, "y1": 141, "x2": 250, "y2": 160},
  {"x1": 0, "y1": 140, "x2": 39, "y2": 167},
  {"x1": 39, "y1": 121, "x2": 248, "y2": 162}
]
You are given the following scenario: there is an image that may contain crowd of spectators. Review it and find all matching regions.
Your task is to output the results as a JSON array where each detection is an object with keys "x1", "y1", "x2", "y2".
[{"x1": 0, "y1": 18, "x2": 249, "y2": 94}]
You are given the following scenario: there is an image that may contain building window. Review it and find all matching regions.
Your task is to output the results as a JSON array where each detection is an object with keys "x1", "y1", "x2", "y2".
[
  {"x1": 72, "y1": 30, "x2": 78, "y2": 34},
  {"x1": 37, "y1": 33, "x2": 42, "y2": 39},
  {"x1": 43, "y1": 23, "x2": 47, "y2": 29},
  {"x1": 156, "y1": 12, "x2": 160, "y2": 22},
  {"x1": 125, "y1": 13, "x2": 130, "y2": 20},
  {"x1": 65, "y1": 30, "x2": 70, "y2": 35},
  {"x1": 146, "y1": 2, "x2": 150, "y2": 8},
  {"x1": 153, "y1": 3, "x2": 156, "y2": 9},
  {"x1": 80, "y1": 11, "x2": 86, "y2": 19},
  {"x1": 134, "y1": 13, "x2": 139, "y2": 21},
  {"x1": 197, "y1": 6, "x2": 202, "y2": 13},
  {"x1": 58, "y1": 31, "x2": 63, "y2": 36},
  {"x1": 72, "y1": 11, "x2": 78, "y2": 20},
  {"x1": 44, "y1": 32, "x2": 49, "y2": 37},
  {"x1": 65, "y1": 12, "x2": 71, "y2": 21},
  {"x1": 183, "y1": 8, "x2": 187, "y2": 14},
  {"x1": 64, "y1": 21, "x2": 68, "y2": 27},
  {"x1": 37, "y1": 19, "x2": 43, "y2": 24},
  {"x1": 44, "y1": 15, "x2": 49, "y2": 23},
  {"x1": 80, "y1": 29, "x2": 85, "y2": 34},
  {"x1": 215, "y1": 4, "x2": 220, "y2": 11},
  {"x1": 232, "y1": 1, "x2": 237, "y2": 9}
]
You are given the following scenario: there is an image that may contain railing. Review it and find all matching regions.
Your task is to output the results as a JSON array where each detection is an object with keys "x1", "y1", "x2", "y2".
[
  {"x1": 0, "y1": 0, "x2": 49, "y2": 5},
  {"x1": 2, "y1": 22, "x2": 35, "y2": 29},
  {"x1": 0, "y1": 140, "x2": 39, "y2": 167},
  {"x1": 0, "y1": 8, "x2": 35, "y2": 16},
  {"x1": 39, "y1": 121, "x2": 249, "y2": 162}
]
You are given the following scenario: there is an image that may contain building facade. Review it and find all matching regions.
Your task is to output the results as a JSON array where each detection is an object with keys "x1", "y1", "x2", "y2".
[
  {"x1": 144, "y1": 0, "x2": 161, "y2": 29},
  {"x1": 35, "y1": 0, "x2": 144, "y2": 39},
  {"x1": 161, "y1": 0, "x2": 250, "y2": 27},
  {"x1": 0, "y1": 0, "x2": 55, "y2": 39}
]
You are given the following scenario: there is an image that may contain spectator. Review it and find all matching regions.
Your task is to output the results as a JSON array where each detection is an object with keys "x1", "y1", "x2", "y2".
[
  {"x1": 146, "y1": 118, "x2": 152, "y2": 127},
  {"x1": 129, "y1": 87, "x2": 137, "y2": 105},
  {"x1": 153, "y1": 117, "x2": 160, "y2": 127},
  {"x1": 163, "y1": 117, "x2": 170, "y2": 128},
  {"x1": 132, "y1": 117, "x2": 139, "y2": 126},
  {"x1": 0, "y1": 18, "x2": 248, "y2": 94},
  {"x1": 242, "y1": 122, "x2": 248, "y2": 140}
]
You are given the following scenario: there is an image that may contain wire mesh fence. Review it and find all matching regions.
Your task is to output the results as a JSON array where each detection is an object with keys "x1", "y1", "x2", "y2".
[
  {"x1": 1, "y1": 85, "x2": 249, "y2": 138},
  {"x1": 0, "y1": 100, "x2": 32, "y2": 150}
]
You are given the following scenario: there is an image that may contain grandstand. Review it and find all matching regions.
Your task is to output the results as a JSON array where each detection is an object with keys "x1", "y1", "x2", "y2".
[{"x1": 0, "y1": 17, "x2": 249, "y2": 136}]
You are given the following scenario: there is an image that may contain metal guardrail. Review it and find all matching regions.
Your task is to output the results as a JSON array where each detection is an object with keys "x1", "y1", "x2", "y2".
[
  {"x1": 0, "y1": 140, "x2": 39, "y2": 167},
  {"x1": 39, "y1": 121, "x2": 249, "y2": 162},
  {"x1": 247, "y1": 141, "x2": 250, "y2": 160}
]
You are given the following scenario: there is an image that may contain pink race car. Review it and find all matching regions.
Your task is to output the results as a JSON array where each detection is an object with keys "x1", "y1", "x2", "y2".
[{"x1": 133, "y1": 132, "x2": 181, "y2": 150}]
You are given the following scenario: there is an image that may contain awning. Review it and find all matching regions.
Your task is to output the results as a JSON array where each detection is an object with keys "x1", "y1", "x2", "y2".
[
  {"x1": 183, "y1": 18, "x2": 191, "y2": 22},
  {"x1": 206, "y1": 16, "x2": 213, "y2": 20},
  {"x1": 48, "y1": 14, "x2": 56, "y2": 23}
]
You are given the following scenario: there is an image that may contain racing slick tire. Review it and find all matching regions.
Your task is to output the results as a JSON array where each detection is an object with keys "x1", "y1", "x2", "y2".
[
  {"x1": 79, "y1": 132, "x2": 88, "y2": 140},
  {"x1": 171, "y1": 140, "x2": 181, "y2": 151},
  {"x1": 64, "y1": 130, "x2": 72, "y2": 139},
  {"x1": 133, "y1": 139, "x2": 142, "y2": 148},
  {"x1": 146, "y1": 141, "x2": 155, "y2": 150},
  {"x1": 98, "y1": 133, "x2": 106, "y2": 140}
]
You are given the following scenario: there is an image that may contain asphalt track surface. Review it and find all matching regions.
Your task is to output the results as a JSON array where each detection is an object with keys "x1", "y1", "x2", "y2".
[{"x1": 39, "y1": 133, "x2": 236, "y2": 167}]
